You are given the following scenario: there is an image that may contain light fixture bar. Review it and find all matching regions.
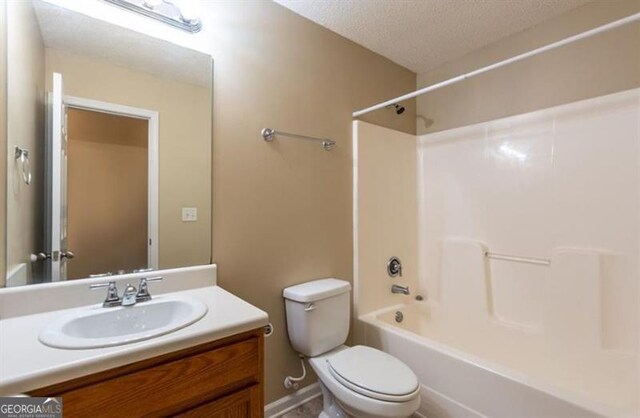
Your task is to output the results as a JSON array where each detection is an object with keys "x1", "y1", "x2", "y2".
[{"x1": 102, "y1": 0, "x2": 202, "y2": 33}]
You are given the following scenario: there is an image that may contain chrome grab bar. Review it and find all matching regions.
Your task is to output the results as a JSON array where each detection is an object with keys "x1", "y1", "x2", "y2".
[{"x1": 485, "y1": 251, "x2": 550, "y2": 266}]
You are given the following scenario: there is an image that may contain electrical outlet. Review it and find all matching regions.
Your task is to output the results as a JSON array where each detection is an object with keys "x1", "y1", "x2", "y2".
[{"x1": 182, "y1": 207, "x2": 197, "y2": 222}]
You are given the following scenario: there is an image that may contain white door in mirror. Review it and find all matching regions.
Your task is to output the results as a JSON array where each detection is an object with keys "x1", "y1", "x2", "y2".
[
  {"x1": 38, "y1": 297, "x2": 208, "y2": 349},
  {"x1": 46, "y1": 72, "x2": 69, "y2": 282}
]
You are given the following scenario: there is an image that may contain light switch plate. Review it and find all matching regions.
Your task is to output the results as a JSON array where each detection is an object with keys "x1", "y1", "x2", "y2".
[{"x1": 182, "y1": 207, "x2": 197, "y2": 222}]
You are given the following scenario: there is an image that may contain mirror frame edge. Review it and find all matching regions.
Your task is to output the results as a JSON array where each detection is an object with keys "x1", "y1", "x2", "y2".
[{"x1": 1, "y1": 0, "x2": 7, "y2": 287}]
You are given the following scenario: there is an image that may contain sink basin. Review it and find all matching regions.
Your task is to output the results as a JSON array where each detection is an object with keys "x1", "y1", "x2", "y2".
[{"x1": 39, "y1": 297, "x2": 208, "y2": 349}]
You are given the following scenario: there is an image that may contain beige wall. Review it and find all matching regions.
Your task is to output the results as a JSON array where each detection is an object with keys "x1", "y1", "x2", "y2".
[
  {"x1": 417, "y1": 0, "x2": 640, "y2": 134},
  {"x1": 45, "y1": 49, "x2": 211, "y2": 271},
  {"x1": 205, "y1": 2, "x2": 415, "y2": 402},
  {"x1": 67, "y1": 109, "x2": 148, "y2": 279},
  {"x1": 2, "y1": 0, "x2": 416, "y2": 403},
  {"x1": 6, "y1": 0, "x2": 45, "y2": 285},
  {"x1": 0, "y1": 2, "x2": 6, "y2": 287}
]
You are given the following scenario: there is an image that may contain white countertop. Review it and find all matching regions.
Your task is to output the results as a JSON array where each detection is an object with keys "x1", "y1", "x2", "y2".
[{"x1": 0, "y1": 285, "x2": 269, "y2": 395}]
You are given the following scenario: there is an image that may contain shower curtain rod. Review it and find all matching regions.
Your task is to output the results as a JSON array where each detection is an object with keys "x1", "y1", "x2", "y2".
[{"x1": 352, "y1": 12, "x2": 640, "y2": 118}]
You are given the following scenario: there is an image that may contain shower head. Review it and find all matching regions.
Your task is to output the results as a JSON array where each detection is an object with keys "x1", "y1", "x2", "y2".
[{"x1": 386, "y1": 103, "x2": 405, "y2": 115}]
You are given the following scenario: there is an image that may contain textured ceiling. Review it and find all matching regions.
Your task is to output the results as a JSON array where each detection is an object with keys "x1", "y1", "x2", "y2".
[
  {"x1": 33, "y1": 0, "x2": 211, "y2": 87},
  {"x1": 274, "y1": 0, "x2": 592, "y2": 74}
]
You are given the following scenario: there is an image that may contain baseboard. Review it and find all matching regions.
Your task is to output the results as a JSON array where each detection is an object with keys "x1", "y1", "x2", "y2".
[{"x1": 264, "y1": 383, "x2": 322, "y2": 418}]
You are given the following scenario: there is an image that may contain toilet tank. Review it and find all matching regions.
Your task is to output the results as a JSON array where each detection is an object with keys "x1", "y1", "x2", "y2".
[{"x1": 283, "y1": 278, "x2": 351, "y2": 357}]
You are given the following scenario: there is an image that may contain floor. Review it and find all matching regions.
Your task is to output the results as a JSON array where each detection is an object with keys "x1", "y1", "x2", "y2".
[
  {"x1": 280, "y1": 395, "x2": 424, "y2": 418},
  {"x1": 281, "y1": 396, "x2": 323, "y2": 418}
]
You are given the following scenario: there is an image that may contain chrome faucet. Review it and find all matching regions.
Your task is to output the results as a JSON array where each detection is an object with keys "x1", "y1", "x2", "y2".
[
  {"x1": 90, "y1": 281, "x2": 121, "y2": 307},
  {"x1": 121, "y1": 284, "x2": 138, "y2": 306},
  {"x1": 391, "y1": 284, "x2": 410, "y2": 295},
  {"x1": 90, "y1": 276, "x2": 163, "y2": 307}
]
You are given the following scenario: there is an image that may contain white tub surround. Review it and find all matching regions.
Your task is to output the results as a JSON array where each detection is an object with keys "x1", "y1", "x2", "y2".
[
  {"x1": 353, "y1": 89, "x2": 640, "y2": 418},
  {"x1": 0, "y1": 264, "x2": 269, "y2": 395}
]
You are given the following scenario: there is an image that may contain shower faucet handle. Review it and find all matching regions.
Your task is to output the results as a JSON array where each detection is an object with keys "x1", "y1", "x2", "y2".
[{"x1": 387, "y1": 257, "x2": 402, "y2": 277}]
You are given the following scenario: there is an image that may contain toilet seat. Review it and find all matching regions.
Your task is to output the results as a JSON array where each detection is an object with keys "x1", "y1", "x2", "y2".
[
  {"x1": 327, "y1": 345, "x2": 419, "y2": 402},
  {"x1": 309, "y1": 346, "x2": 421, "y2": 418}
]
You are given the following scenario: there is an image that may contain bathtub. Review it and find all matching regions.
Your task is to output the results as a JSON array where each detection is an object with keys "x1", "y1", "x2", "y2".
[{"x1": 359, "y1": 302, "x2": 638, "y2": 418}]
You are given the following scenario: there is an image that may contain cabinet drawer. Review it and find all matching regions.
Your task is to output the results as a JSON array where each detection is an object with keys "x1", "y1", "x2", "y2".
[{"x1": 52, "y1": 336, "x2": 260, "y2": 417}]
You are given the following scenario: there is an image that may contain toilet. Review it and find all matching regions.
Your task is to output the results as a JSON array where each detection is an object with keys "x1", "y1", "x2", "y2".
[{"x1": 283, "y1": 278, "x2": 420, "y2": 418}]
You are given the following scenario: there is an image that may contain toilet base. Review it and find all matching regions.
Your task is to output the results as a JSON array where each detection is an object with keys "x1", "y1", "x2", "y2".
[
  {"x1": 319, "y1": 381, "x2": 349, "y2": 418},
  {"x1": 308, "y1": 346, "x2": 420, "y2": 418}
]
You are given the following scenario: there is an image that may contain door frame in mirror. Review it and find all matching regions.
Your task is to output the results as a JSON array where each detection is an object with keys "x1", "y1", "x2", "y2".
[{"x1": 64, "y1": 95, "x2": 159, "y2": 270}]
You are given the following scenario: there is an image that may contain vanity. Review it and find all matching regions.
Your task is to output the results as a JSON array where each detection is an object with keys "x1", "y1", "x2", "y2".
[
  {"x1": 30, "y1": 330, "x2": 264, "y2": 417},
  {"x1": 0, "y1": 265, "x2": 270, "y2": 417},
  {"x1": 0, "y1": 2, "x2": 272, "y2": 415}
]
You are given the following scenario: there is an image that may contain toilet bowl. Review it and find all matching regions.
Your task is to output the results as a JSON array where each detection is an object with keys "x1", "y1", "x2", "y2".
[
  {"x1": 283, "y1": 279, "x2": 420, "y2": 418},
  {"x1": 309, "y1": 346, "x2": 420, "y2": 418}
]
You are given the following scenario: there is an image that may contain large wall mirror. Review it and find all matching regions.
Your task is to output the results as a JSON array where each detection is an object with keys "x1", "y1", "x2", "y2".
[{"x1": 5, "y1": 0, "x2": 212, "y2": 287}]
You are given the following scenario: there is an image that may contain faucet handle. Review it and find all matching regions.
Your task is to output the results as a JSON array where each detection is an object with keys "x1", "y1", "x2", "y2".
[
  {"x1": 136, "y1": 276, "x2": 163, "y2": 302},
  {"x1": 387, "y1": 257, "x2": 402, "y2": 277},
  {"x1": 90, "y1": 281, "x2": 121, "y2": 307}
]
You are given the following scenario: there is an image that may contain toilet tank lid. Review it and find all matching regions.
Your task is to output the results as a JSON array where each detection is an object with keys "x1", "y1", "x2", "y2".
[{"x1": 283, "y1": 278, "x2": 351, "y2": 302}]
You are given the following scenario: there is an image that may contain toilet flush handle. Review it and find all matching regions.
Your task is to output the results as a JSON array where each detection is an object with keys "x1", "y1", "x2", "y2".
[{"x1": 304, "y1": 303, "x2": 316, "y2": 312}]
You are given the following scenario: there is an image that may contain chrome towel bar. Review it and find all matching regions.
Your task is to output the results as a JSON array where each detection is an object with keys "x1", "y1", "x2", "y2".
[
  {"x1": 262, "y1": 128, "x2": 335, "y2": 151},
  {"x1": 485, "y1": 251, "x2": 550, "y2": 266}
]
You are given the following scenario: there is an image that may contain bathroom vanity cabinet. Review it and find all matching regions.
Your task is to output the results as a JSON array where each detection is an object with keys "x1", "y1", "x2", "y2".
[{"x1": 28, "y1": 329, "x2": 264, "y2": 417}]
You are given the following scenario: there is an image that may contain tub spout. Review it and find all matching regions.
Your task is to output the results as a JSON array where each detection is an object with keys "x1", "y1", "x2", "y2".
[{"x1": 391, "y1": 284, "x2": 410, "y2": 295}]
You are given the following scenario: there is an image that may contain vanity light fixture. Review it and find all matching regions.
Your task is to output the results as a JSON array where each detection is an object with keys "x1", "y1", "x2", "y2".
[{"x1": 103, "y1": 0, "x2": 202, "y2": 33}]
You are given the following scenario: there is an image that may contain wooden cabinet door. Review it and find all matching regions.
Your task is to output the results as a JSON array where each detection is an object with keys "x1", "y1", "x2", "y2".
[
  {"x1": 30, "y1": 330, "x2": 265, "y2": 418},
  {"x1": 176, "y1": 385, "x2": 263, "y2": 418},
  {"x1": 50, "y1": 337, "x2": 260, "y2": 417}
]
